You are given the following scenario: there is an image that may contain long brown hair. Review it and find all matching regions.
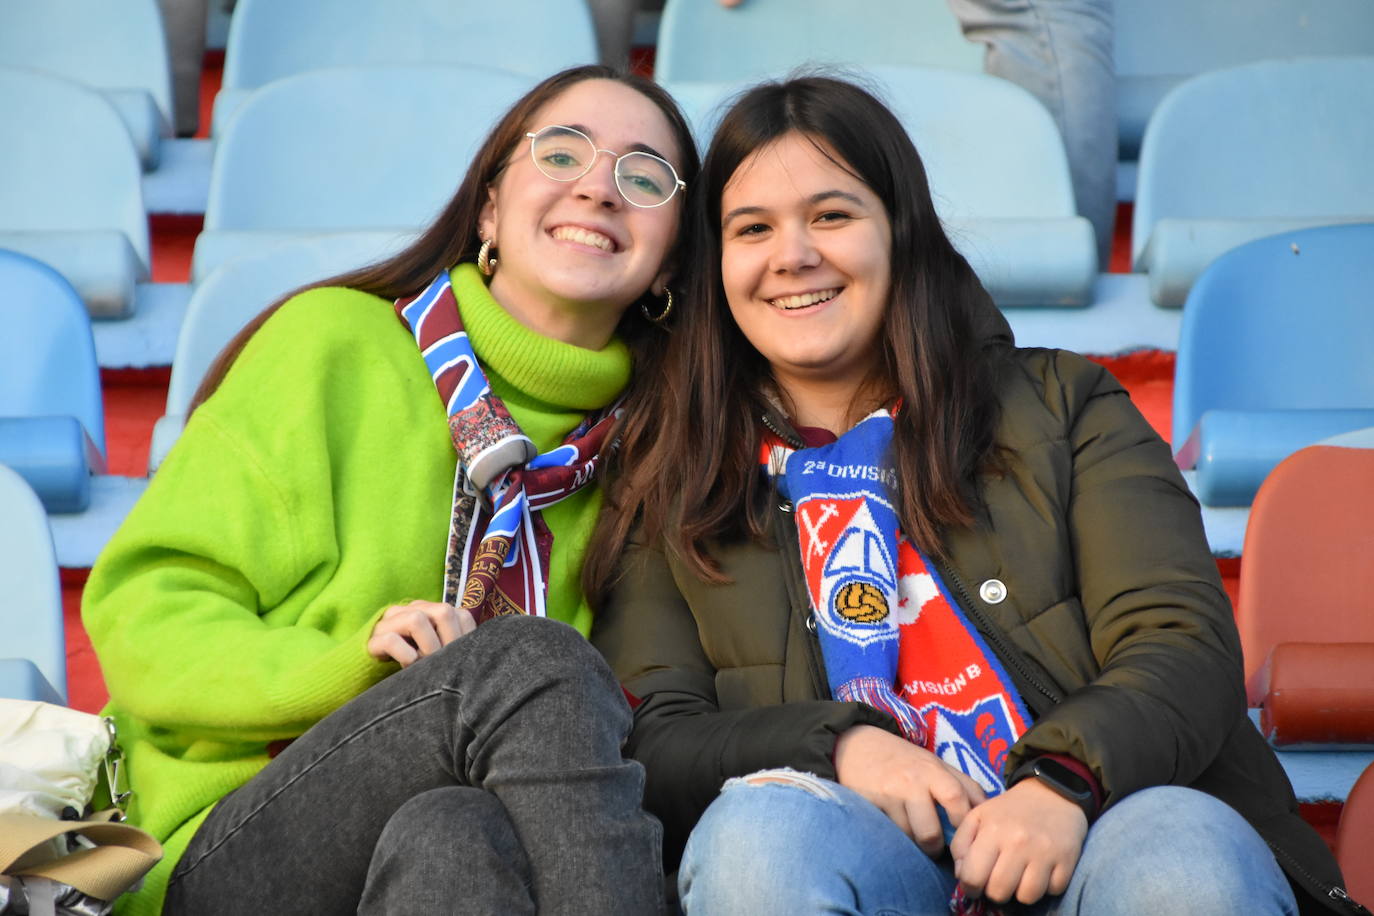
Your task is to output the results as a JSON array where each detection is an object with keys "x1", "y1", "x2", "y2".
[
  {"x1": 190, "y1": 65, "x2": 699, "y2": 412},
  {"x1": 585, "y1": 75, "x2": 1011, "y2": 600}
]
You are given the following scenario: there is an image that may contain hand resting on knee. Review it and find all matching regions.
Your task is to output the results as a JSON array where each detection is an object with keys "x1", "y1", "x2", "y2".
[
  {"x1": 366, "y1": 599, "x2": 477, "y2": 667},
  {"x1": 833, "y1": 724, "x2": 987, "y2": 855}
]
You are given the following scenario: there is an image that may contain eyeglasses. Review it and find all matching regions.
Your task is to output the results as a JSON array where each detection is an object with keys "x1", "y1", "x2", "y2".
[{"x1": 524, "y1": 124, "x2": 686, "y2": 208}]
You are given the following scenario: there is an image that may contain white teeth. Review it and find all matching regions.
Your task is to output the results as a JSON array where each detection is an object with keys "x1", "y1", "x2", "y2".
[
  {"x1": 551, "y1": 226, "x2": 615, "y2": 252},
  {"x1": 769, "y1": 288, "x2": 840, "y2": 310}
]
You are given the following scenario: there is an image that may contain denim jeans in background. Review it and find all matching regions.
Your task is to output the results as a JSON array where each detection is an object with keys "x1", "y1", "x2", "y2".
[
  {"x1": 946, "y1": 0, "x2": 1118, "y2": 266},
  {"x1": 679, "y1": 773, "x2": 1298, "y2": 915},
  {"x1": 163, "y1": 615, "x2": 664, "y2": 915}
]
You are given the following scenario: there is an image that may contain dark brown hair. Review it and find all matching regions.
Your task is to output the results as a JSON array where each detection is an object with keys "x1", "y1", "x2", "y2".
[
  {"x1": 190, "y1": 65, "x2": 700, "y2": 411},
  {"x1": 585, "y1": 75, "x2": 1011, "y2": 599}
]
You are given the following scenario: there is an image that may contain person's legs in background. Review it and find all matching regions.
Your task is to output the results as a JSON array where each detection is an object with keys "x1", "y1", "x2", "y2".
[
  {"x1": 156, "y1": 0, "x2": 210, "y2": 136},
  {"x1": 947, "y1": 0, "x2": 1117, "y2": 266},
  {"x1": 588, "y1": 0, "x2": 665, "y2": 70},
  {"x1": 587, "y1": 0, "x2": 638, "y2": 69}
]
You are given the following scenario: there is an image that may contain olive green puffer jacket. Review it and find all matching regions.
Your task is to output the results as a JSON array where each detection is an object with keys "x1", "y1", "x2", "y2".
[{"x1": 593, "y1": 346, "x2": 1362, "y2": 915}]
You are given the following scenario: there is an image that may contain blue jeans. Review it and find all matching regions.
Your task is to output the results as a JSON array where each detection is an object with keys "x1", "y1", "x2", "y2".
[{"x1": 679, "y1": 771, "x2": 1298, "y2": 915}]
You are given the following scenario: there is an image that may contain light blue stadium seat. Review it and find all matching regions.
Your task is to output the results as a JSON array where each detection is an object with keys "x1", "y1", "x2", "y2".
[
  {"x1": 0, "y1": 0, "x2": 174, "y2": 171},
  {"x1": 152, "y1": 235, "x2": 411, "y2": 471},
  {"x1": 1320, "y1": 427, "x2": 1374, "y2": 450},
  {"x1": 655, "y1": 0, "x2": 982, "y2": 83},
  {"x1": 657, "y1": 80, "x2": 744, "y2": 153},
  {"x1": 665, "y1": 66, "x2": 1096, "y2": 306},
  {"x1": 1115, "y1": 0, "x2": 1374, "y2": 161},
  {"x1": 0, "y1": 250, "x2": 107, "y2": 513},
  {"x1": 211, "y1": 0, "x2": 595, "y2": 134},
  {"x1": 1172, "y1": 224, "x2": 1374, "y2": 507},
  {"x1": 0, "y1": 464, "x2": 67, "y2": 703},
  {"x1": 194, "y1": 65, "x2": 533, "y2": 282},
  {"x1": 1133, "y1": 57, "x2": 1374, "y2": 307},
  {"x1": 0, "y1": 68, "x2": 150, "y2": 318}
]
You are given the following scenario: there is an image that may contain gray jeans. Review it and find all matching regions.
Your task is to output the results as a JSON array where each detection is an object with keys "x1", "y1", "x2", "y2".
[
  {"x1": 163, "y1": 615, "x2": 663, "y2": 914},
  {"x1": 947, "y1": 0, "x2": 1117, "y2": 265}
]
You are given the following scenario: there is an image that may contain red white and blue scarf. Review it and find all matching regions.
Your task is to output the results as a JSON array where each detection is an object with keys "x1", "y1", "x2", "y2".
[
  {"x1": 763, "y1": 407, "x2": 1032, "y2": 793},
  {"x1": 764, "y1": 409, "x2": 1032, "y2": 914},
  {"x1": 395, "y1": 271, "x2": 620, "y2": 623}
]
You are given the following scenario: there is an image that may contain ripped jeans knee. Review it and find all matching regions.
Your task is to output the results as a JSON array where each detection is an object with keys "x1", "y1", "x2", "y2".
[
  {"x1": 679, "y1": 770, "x2": 958, "y2": 914},
  {"x1": 723, "y1": 767, "x2": 842, "y2": 800}
]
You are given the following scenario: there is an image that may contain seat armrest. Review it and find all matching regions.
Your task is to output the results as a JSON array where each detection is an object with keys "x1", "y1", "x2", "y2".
[
  {"x1": 1256, "y1": 642, "x2": 1374, "y2": 747},
  {"x1": 0, "y1": 416, "x2": 106, "y2": 513},
  {"x1": 1136, "y1": 216, "x2": 1372, "y2": 307},
  {"x1": 0, "y1": 658, "x2": 65, "y2": 704},
  {"x1": 1177, "y1": 408, "x2": 1374, "y2": 505},
  {"x1": 945, "y1": 217, "x2": 1097, "y2": 307},
  {"x1": 148, "y1": 413, "x2": 186, "y2": 474}
]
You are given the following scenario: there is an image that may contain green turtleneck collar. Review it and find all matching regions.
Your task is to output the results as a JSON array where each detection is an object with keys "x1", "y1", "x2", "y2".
[{"x1": 448, "y1": 262, "x2": 631, "y2": 413}]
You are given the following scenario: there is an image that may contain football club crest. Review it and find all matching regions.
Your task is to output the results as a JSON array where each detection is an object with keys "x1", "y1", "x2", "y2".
[{"x1": 798, "y1": 498, "x2": 900, "y2": 649}]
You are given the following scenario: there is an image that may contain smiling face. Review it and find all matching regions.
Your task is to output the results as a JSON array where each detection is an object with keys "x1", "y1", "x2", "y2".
[
  {"x1": 479, "y1": 79, "x2": 686, "y2": 347},
  {"x1": 719, "y1": 132, "x2": 893, "y2": 408}
]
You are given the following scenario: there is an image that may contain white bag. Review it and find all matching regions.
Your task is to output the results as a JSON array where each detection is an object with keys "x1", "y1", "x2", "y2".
[
  {"x1": 0, "y1": 700, "x2": 159, "y2": 916},
  {"x1": 0, "y1": 700, "x2": 118, "y2": 824}
]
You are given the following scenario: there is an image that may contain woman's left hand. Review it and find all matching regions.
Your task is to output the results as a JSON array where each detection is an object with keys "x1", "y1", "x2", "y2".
[{"x1": 948, "y1": 778, "x2": 1088, "y2": 906}]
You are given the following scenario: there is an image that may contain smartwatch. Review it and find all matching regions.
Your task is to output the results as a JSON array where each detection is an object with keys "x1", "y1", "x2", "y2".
[{"x1": 1010, "y1": 756, "x2": 1097, "y2": 822}]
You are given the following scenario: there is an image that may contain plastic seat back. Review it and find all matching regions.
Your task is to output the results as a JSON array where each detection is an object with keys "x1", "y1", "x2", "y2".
[
  {"x1": 1338, "y1": 761, "x2": 1374, "y2": 905},
  {"x1": 222, "y1": 0, "x2": 596, "y2": 91},
  {"x1": 204, "y1": 66, "x2": 532, "y2": 234},
  {"x1": 870, "y1": 66, "x2": 1094, "y2": 304},
  {"x1": 1238, "y1": 442, "x2": 1374, "y2": 704},
  {"x1": 0, "y1": 0, "x2": 173, "y2": 133},
  {"x1": 1171, "y1": 224, "x2": 1374, "y2": 451},
  {"x1": 0, "y1": 250, "x2": 105, "y2": 454},
  {"x1": 0, "y1": 67, "x2": 149, "y2": 261},
  {"x1": 1133, "y1": 57, "x2": 1374, "y2": 271},
  {"x1": 153, "y1": 234, "x2": 410, "y2": 470},
  {"x1": 664, "y1": 67, "x2": 1094, "y2": 306},
  {"x1": 865, "y1": 67, "x2": 1073, "y2": 221},
  {"x1": 0, "y1": 465, "x2": 66, "y2": 702},
  {"x1": 656, "y1": 0, "x2": 982, "y2": 83},
  {"x1": 1115, "y1": 0, "x2": 1374, "y2": 158},
  {"x1": 666, "y1": 67, "x2": 1074, "y2": 217}
]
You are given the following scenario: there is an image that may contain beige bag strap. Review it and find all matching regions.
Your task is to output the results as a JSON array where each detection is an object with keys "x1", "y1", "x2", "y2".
[{"x1": 0, "y1": 813, "x2": 162, "y2": 902}]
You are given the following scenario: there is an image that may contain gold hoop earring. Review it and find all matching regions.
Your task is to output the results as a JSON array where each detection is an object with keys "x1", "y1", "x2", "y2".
[
  {"x1": 477, "y1": 237, "x2": 498, "y2": 276},
  {"x1": 641, "y1": 287, "x2": 673, "y2": 323}
]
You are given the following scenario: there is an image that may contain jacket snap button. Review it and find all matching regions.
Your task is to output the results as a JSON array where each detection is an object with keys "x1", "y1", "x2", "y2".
[
  {"x1": 979, "y1": 579, "x2": 1007, "y2": 604},
  {"x1": 779, "y1": 499, "x2": 794, "y2": 513},
  {"x1": 804, "y1": 613, "x2": 817, "y2": 634}
]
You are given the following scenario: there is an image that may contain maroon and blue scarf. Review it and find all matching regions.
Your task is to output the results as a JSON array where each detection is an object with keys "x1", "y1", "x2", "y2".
[{"x1": 395, "y1": 271, "x2": 620, "y2": 623}]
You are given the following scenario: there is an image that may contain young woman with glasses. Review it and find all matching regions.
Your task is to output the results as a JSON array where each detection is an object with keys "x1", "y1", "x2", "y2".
[
  {"x1": 587, "y1": 76, "x2": 1359, "y2": 915},
  {"x1": 82, "y1": 65, "x2": 696, "y2": 915}
]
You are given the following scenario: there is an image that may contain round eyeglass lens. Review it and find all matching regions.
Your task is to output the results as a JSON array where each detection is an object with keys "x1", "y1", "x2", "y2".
[
  {"x1": 530, "y1": 127, "x2": 597, "y2": 180},
  {"x1": 615, "y1": 153, "x2": 677, "y2": 207}
]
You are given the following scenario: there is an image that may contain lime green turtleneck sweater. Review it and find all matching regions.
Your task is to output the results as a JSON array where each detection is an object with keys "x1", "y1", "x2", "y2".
[{"x1": 83, "y1": 264, "x2": 631, "y2": 915}]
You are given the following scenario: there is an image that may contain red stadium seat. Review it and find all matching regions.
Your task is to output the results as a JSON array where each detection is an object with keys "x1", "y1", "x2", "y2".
[
  {"x1": 1239, "y1": 442, "x2": 1374, "y2": 739},
  {"x1": 1337, "y1": 761, "x2": 1374, "y2": 905}
]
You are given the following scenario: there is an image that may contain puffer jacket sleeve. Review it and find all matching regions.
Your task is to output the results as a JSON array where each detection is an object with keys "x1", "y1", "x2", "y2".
[
  {"x1": 592, "y1": 531, "x2": 898, "y2": 863},
  {"x1": 1010, "y1": 351, "x2": 1247, "y2": 807}
]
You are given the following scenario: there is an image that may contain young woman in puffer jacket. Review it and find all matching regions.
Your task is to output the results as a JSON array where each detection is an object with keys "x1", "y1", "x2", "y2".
[{"x1": 587, "y1": 75, "x2": 1363, "y2": 916}]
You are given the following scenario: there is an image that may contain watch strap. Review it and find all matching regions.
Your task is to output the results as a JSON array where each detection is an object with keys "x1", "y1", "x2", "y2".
[{"x1": 1010, "y1": 754, "x2": 1101, "y2": 822}]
